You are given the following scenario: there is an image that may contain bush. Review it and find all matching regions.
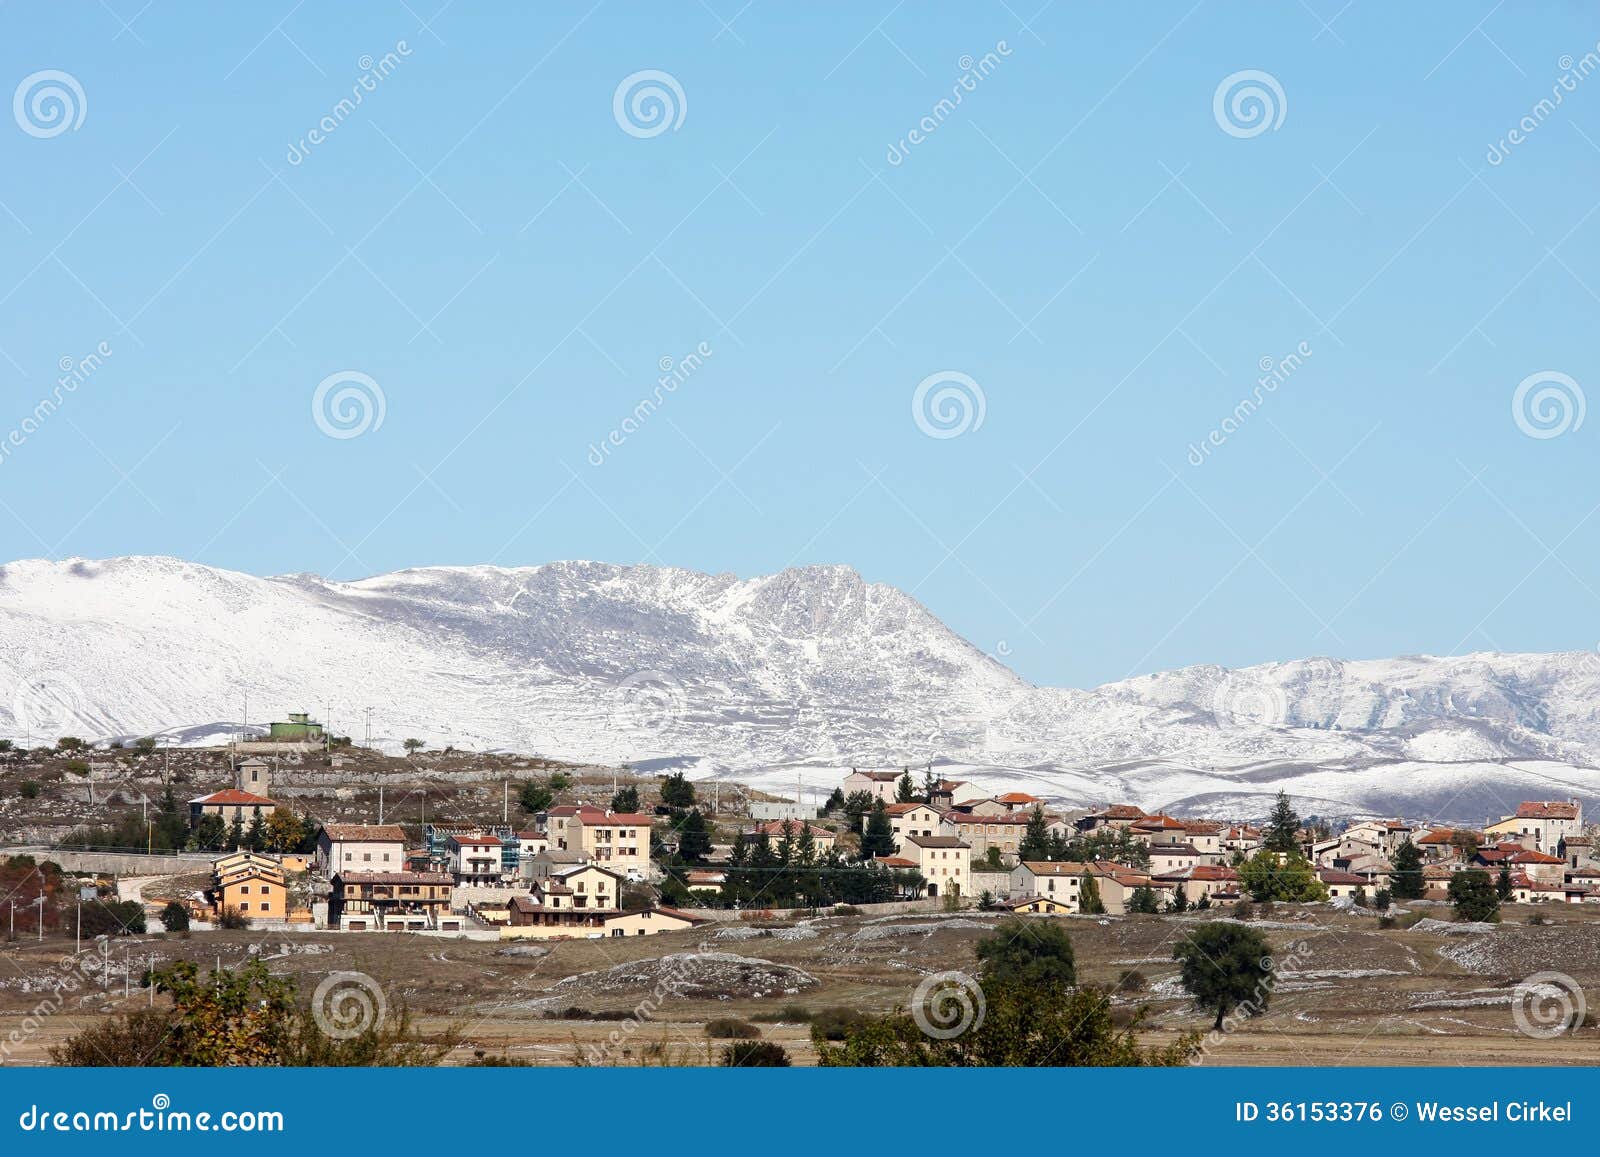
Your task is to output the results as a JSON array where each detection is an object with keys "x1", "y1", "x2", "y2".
[
  {"x1": 1232, "y1": 899, "x2": 1255, "y2": 920},
  {"x1": 809, "y1": 1006, "x2": 869, "y2": 1041},
  {"x1": 1116, "y1": 968, "x2": 1148, "y2": 993},
  {"x1": 159, "y1": 901, "x2": 189, "y2": 932},
  {"x1": 704, "y1": 1018, "x2": 760, "y2": 1039},
  {"x1": 831, "y1": 905, "x2": 859, "y2": 917},
  {"x1": 79, "y1": 899, "x2": 145, "y2": 936},
  {"x1": 721, "y1": 1040, "x2": 790, "y2": 1067},
  {"x1": 753, "y1": 1004, "x2": 811, "y2": 1023},
  {"x1": 216, "y1": 906, "x2": 251, "y2": 930},
  {"x1": 18, "y1": 781, "x2": 40, "y2": 800}
]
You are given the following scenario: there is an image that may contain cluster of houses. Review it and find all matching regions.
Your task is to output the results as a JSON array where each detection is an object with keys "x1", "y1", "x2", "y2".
[
  {"x1": 181, "y1": 758, "x2": 708, "y2": 940},
  {"x1": 828, "y1": 770, "x2": 1599, "y2": 916},
  {"x1": 179, "y1": 744, "x2": 1597, "y2": 936}
]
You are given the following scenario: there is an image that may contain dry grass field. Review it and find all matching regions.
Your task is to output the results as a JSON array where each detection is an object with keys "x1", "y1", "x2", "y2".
[{"x1": 2, "y1": 900, "x2": 1596, "y2": 1066}]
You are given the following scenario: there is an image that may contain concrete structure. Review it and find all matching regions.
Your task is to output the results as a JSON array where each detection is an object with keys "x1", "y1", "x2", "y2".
[{"x1": 331, "y1": 870, "x2": 457, "y2": 931}]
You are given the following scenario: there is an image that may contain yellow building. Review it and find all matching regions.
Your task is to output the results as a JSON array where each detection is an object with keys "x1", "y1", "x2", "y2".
[{"x1": 210, "y1": 851, "x2": 287, "y2": 922}]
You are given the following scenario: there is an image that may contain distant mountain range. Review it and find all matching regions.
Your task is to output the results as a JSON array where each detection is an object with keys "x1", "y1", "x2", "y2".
[{"x1": 1, "y1": 555, "x2": 1597, "y2": 824}]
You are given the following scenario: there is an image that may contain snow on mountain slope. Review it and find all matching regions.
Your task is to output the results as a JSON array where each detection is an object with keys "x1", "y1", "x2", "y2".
[{"x1": 1, "y1": 555, "x2": 1598, "y2": 823}]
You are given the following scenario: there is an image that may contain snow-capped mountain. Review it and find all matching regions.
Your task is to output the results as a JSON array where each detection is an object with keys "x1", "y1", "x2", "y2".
[{"x1": 2, "y1": 555, "x2": 1597, "y2": 824}]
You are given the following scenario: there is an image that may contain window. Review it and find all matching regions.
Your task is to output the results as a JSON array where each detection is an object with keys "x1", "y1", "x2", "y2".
[
  {"x1": 363, "y1": 853, "x2": 372, "y2": 862},
  {"x1": 260, "y1": 902, "x2": 270, "y2": 911}
]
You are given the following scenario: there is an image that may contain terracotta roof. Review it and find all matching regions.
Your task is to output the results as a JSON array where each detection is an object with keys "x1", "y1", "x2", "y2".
[
  {"x1": 995, "y1": 792, "x2": 1042, "y2": 804},
  {"x1": 874, "y1": 856, "x2": 919, "y2": 868},
  {"x1": 850, "y1": 770, "x2": 901, "y2": 782},
  {"x1": 1516, "y1": 801, "x2": 1579, "y2": 819},
  {"x1": 1130, "y1": 814, "x2": 1186, "y2": 830},
  {"x1": 448, "y1": 833, "x2": 502, "y2": 847},
  {"x1": 189, "y1": 789, "x2": 279, "y2": 806},
  {"x1": 1100, "y1": 805, "x2": 1146, "y2": 819},
  {"x1": 323, "y1": 823, "x2": 407, "y2": 842},
  {"x1": 1182, "y1": 820, "x2": 1223, "y2": 834},
  {"x1": 885, "y1": 802, "x2": 934, "y2": 816},
  {"x1": 1417, "y1": 827, "x2": 1480, "y2": 845},
  {"x1": 1004, "y1": 895, "x2": 1070, "y2": 910},
  {"x1": 1318, "y1": 868, "x2": 1366, "y2": 885},
  {"x1": 1147, "y1": 843, "x2": 1203, "y2": 857},
  {"x1": 750, "y1": 820, "x2": 833, "y2": 839},
  {"x1": 1019, "y1": 861, "x2": 1094, "y2": 877},
  {"x1": 942, "y1": 810, "x2": 1028, "y2": 825}
]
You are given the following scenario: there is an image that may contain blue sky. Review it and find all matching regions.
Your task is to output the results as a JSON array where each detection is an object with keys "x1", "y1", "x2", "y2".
[{"x1": 2, "y1": 3, "x2": 1599, "y2": 691}]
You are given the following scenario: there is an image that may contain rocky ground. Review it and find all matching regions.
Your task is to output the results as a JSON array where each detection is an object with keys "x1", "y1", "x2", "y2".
[{"x1": 1, "y1": 900, "x2": 1595, "y2": 1067}]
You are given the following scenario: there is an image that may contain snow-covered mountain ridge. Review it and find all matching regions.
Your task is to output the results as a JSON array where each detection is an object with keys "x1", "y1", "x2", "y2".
[{"x1": 2, "y1": 555, "x2": 1597, "y2": 823}]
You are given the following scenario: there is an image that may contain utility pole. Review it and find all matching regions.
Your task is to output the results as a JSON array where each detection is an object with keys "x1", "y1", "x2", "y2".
[
  {"x1": 75, "y1": 900, "x2": 80, "y2": 954},
  {"x1": 35, "y1": 897, "x2": 43, "y2": 941},
  {"x1": 502, "y1": 780, "x2": 508, "y2": 825},
  {"x1": 378, "y1": 785, "x2": 384, "y2": 825},
  {"x1": 364, "y1": 707, "x2": 373, "y2": 749}
]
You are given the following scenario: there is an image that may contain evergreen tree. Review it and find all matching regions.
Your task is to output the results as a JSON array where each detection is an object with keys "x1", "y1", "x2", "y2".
[
  {"x1": 659, "y1": 772, "x2": 696, "y2": 811},
  {"x1": 1388, "y1": 838, "x2": 1424, "y2": 899},
  {"x1": 226, "y1": 812, "x2": 245, "y2": 851},
  {"x1": 921, "y1": 766, "x2": 938, "y2": 803},
  {"x1": 1168, "y1": 887, "x2": 1188, "y2": 913},
  {"x1": 245, "y1": 812, "x2": 266, "y2": 852},
  {"x1": 1129, "y1": 885, "x2": 1160, "y2": 914},
  {"x1": 1238, "y1": 848, "x2": 1327, "y2": 902},
  {"x1": 1079, "y1": 872, "x2": 1106, "y2": 915},
  {"x1": 821, "y1": 787, "x2": 845, "y2": 816},
  {"x1": 1018, "y1": 805, "x2": 1052, "y2": 862},
  {"x1": 1496, "y1": 862, "x2": 1513, "y2": 900},
  {"x1": 518, "y1": 779, "x2": 553, "y2": 814},
  {"x1": 843, "y1": 791, "x2": 875, "y2": 836},
  {"x1": 1448, "y1": 869, "x2": 1500, "y2": 923},
  {"x1": 895, "y1": 771, "x2": 915, "y2": 803},
  {"x1": 1264, "y1": 791, "x2": 1300, "y2": 853},
  {"x1": 676, "y1": 809, "x2": 712, "y2": 863},
  {"x1": 610, "y1": 785, "x2": 640, "y2": 813},
  {"x1": 860, "y1": 799, "x2": 896, "y2": 859}
]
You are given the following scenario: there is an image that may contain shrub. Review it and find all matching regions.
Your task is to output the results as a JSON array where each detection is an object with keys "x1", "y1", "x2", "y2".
[
  {"x1": 753, "y1": 1004, "x2": 811, "y2": 1024},
  {"x1": 216, "y1": 906, "x2": 251, "y2": 930},
  {"x1": 18, "y1": 781, "x2": 40, "y2": 800},
  {"x1": 831, "y1": 905, "x2": 859, "y2": 917},
  {"x1": 159, "y1": 901, "x2": 190, "y2": 932},
  {"x1": 810, "y1": 1006, "x2": 870, "y2": 1041},
  {"x1": 79, "y1": 899, "x2": 145, "y2": 936},
  {"x1": 721, "y1": 1040, "x2": 790, "y2": 1066},
  {"x1": 1116, "y1": 968, "x2": 1148, "y2": 993},
  {"x1": 1232, "y1": 899, "x2": 1255, "y2": 920},
  {"x1": 704, "y1": 1018, "x2": 760, "y2": 1039}
]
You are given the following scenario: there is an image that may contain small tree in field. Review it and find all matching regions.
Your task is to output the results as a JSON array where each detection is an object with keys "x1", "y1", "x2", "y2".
[
  {"x1": 160, "y1": 901, "x2": 190, "y2": 932},
  {"x1": 1388, "y1": 838, "x2": 1424, "y2": 899},
  {"x1": 1174, "y1": 922, "x2": 1274, "y2": 1030},
  {"x1": 1079, "y1": 872, "x2": 1106, "y2": 915},
  {"x1": 403, "y1": 738, "x2": 425, "y2": 756}
]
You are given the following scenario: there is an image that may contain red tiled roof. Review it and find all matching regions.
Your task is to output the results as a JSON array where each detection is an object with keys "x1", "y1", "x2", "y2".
[
  {"x1": 1101, "y1": 805, "x2": 1146, "y2": 819},
  {"x1": 750, "y1": 820, "x2": 833, "y2": 839},
  {"x1": 874, "y1": 856, "x2": 919, "y2": 869},
  {"x1": 1516, "y1": 801, "x2": 1579, "y2": 820},
  {"x1": 885, "y1": 802, "x2": 933, "y2": 816},
  {"x1": 1318, "y1": 868, "x2": 1366, "y2": 885},
  {"x1": 995, "y1": 792, "x2": 1042, "y2": 804},
  {"x1": 190, "y1": 789, "x2": 278, "y2": 806}
]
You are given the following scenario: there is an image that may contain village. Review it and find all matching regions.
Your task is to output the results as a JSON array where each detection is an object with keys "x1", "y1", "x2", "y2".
[
  {"x1": 0, "y1": 711, "x2": 1592, "y2": 944},
  {"x1": 1, "y1": 711, "x2": 1598, "y2": 1067}
]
